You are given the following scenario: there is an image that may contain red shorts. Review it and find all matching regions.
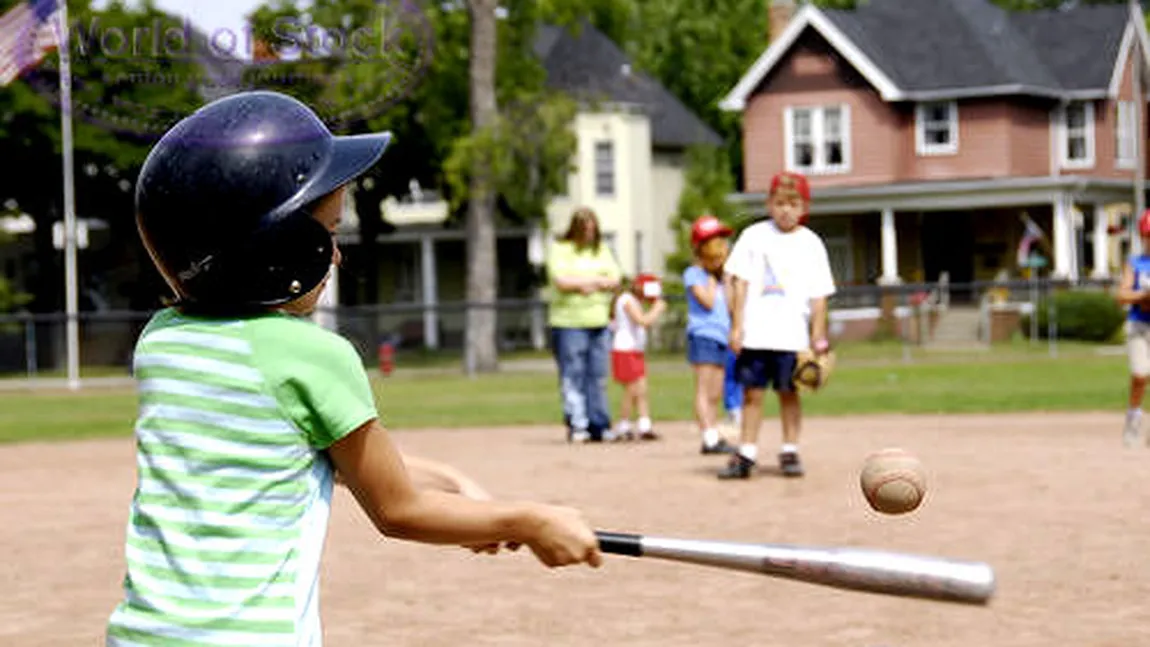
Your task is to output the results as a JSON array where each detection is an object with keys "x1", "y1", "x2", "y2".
[{"x1": 611, "y1": 350, "x2": 646, "y2": 384}]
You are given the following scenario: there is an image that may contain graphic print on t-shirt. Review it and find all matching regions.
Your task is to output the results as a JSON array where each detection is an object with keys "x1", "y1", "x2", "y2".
[{"x1": 762, "y1": 253, "x2": 785, "y2": 296}]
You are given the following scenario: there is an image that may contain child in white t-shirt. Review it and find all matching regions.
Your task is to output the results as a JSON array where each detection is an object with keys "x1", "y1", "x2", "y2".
[
  {"x1": 718, "y1": 172, "x2": 837, "y2": 480},
  {"x1": 610, "y1": 274, "x2": 667, "y2": 441}
]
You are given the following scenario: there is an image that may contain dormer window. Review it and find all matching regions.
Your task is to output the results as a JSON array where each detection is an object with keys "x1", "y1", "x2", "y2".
[{"x1": 915, "y1": 101, "x2": 958, "y2": 156}]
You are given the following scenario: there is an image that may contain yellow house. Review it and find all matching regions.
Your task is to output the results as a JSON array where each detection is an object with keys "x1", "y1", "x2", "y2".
[{"x1": 329, "y1": 21, "x2": 721, "y2": 350}]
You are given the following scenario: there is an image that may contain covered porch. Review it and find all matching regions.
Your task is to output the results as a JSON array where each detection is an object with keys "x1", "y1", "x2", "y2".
[
  {"x1": 331, "y1": 223, "x2": 550, "y2": 351},
  {"x1": 731, "y1": 176, "x2": 1139, "y2": 292}
]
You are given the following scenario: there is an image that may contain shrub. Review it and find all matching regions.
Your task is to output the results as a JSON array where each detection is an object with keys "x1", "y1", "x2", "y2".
[{"x1": 1020, "y1": 289, "x2": 1125, "y2": 342}]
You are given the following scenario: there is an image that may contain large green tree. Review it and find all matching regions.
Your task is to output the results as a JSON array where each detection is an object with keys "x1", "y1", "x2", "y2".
[
  {"x1": 623, "y1": 0, "x2": 766, "y2": 187},
  {"x1": 0, "y1": 0, "x2": 208, "y2": 361},
  {"x1": 248, "y1": 0, "x2": 588, "y2": 372}
]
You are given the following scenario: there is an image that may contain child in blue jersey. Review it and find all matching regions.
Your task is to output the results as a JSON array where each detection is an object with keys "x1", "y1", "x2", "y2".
[
  {"x1": 684, "y1": 215, "x2": 737, "y2": 455},
  {"x1": 105, "y1": 92, "x2": 601, "y2": 647},
  {"x1": 1115, "y1": 209, "x2": 1150, "y2": 447}
]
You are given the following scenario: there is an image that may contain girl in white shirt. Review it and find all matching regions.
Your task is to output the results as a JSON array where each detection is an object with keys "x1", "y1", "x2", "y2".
[{"x1": 610, "y1": 274, "x2": 667, "y2": 441}]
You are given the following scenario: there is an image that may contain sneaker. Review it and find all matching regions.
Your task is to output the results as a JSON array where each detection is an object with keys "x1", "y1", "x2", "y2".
[
  {"x1": 701, "y1": 438, "x2": 736, "y2": 455},
  {"x1": 612, "y1": 430, "x2": 637, "y2": 443},
  {"x1": 717, "y1": 454, "x2": 755, "y2": 480},
  {"x1": 1124, "y1": 413, "x2": 1142, "y2": 447},
  {"x1": 638, "y1": 430, "x2": 661, "y2": 441},
  {"x1": 568, "y1": 429, "x2": 591, "y2": 443},
  {"x1": 779, "y1": 451, "x2": 804, "y2": 477}
]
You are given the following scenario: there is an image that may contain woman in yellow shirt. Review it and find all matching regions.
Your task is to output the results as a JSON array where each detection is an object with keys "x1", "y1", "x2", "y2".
[{"x1": 546, "y1": 208, "x2": 623, "y2": 442}]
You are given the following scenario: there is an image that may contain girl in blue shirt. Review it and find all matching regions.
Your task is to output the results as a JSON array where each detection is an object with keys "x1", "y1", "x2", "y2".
[{"x1": 684, "y1": 216, "x2": 738, "y2": 455}]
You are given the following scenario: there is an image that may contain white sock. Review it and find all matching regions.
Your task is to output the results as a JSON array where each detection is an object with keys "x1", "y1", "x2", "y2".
[
  {"x1": 1129, "y1": 408, "x2": 1142, "y2": 418},
  {"x1": 739, "y1": 444, "x2": 758, "y2": 461},
  {"x1": 618, "y1": 420, "x2": 633, "y2": 433},
  {"x1": 702, "y1": 428, "x2": 721, "y2": 446},
  {"x1": 729, "y1": 408, "x2": 742, "y2": 425},
  {"x1": 637, "y1": 417, "x2": 652, "y2": 432},
  {"x1": 781, "y1": 443, "x2": 798, "y2": 455}
]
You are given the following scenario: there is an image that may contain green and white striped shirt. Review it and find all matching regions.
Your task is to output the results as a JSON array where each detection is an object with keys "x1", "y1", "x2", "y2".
[{"x1": 106, "y1": 308, "x2": 378, "y2": 646}]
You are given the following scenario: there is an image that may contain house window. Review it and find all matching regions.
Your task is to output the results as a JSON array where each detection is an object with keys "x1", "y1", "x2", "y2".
[
  {"x1": 1061, "y1": 101, "x2": 1095, "y2": 168},
  {"x1": 1116, "y1": 100, "x2": 1136, "y2": 168},
  {"x1": 915, "y1": 101, "x2": 958, "y2": 155},
  {"x1": 594, "y1": 141, "x2": 614, "y2": 196},
  {"x1": 785, "y1": 105, "x2": 849, "y2": 174}
]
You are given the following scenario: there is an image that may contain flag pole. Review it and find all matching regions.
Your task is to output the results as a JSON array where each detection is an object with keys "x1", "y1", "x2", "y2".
[{"x1": 57, "y1": 0, "x2": 79, "y2": 390}]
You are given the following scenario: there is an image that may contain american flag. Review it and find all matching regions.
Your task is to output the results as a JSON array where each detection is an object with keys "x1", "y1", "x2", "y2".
[
  {"x1": 0, "y1": 0, "x2": 61, "y2": 87},
  {"x1": 1016, "y1": 216, "x2": 1046, "y2": 266}
]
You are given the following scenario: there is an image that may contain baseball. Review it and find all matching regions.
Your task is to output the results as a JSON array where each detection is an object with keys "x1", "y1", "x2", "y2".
[{"x1": 860, "y1": 448, "x2": 927, "y2": 515}]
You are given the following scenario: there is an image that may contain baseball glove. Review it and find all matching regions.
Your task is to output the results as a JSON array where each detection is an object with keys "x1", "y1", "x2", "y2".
[{"x1": 793, "y1": 348, "x2": 836, "y2": 392}]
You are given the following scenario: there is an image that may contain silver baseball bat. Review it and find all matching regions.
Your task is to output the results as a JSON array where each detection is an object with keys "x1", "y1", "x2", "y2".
[{"x1": 595, "y1": 531, "x2": 995, "y2": 606}]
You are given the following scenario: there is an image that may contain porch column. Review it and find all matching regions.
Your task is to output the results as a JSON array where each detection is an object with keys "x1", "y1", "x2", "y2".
[
  {"x1": 528, "y1": 224, "x2": 546, "y2": 350},
  {"x1": 420, "y1": 235, "x2": 439, "y2": 349},
  {"x1": 1092, "y1": 203, "x2": 1110, "y2": 278},
  {"x1": 1052, "y1": 193, "x2": 1077, "y2": 279},
  {"x1": 312, "y1": 263, "x2": 339, "y2": 332},
  {"x1": 879, "y1": 208, "x2": 901, "y2": 284}
]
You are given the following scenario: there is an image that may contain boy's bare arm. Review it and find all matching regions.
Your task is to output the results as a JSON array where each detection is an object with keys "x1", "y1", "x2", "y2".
[
  {"x1": 328, "y1": 419, "x2": 602, "y2": 567},
  {"x1": 401, "y1": 455, "x2": 492, "y2": 501},
  {"x1": 809, "y1": 297, "x2": 829, "y2": 347},
  {"x1": 1115, "y1": 264, "x2": 1146, "y2": 305},
  {"x1": 729, "y1": 277, "x2": 748, "y2": 353}
]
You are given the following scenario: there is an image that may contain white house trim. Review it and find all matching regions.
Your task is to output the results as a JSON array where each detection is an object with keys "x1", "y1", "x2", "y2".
[
  {"x1": 727, "y1": 176, "x2": 1135, "y2": 217},
  {"x1": 914, "y1": 101, "x2": 959, "y2": 156},
  {"x1": 718, "y1": 5, "x2": 904, "y2": 111},
  {"x1": 902, "y1": 86, "x2": 1106, "y2": 102},
  {"x1": 1108, "y1": 22, "x2": 1135, "y2": 98},
  {"x1": 1132, "y1": 2, "x2": 1150, "y2": 76}
]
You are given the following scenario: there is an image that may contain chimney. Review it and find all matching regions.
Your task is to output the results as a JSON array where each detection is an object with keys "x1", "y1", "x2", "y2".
[{"x1": 768, "y1": 0, "x2": 797, "y2": 44}]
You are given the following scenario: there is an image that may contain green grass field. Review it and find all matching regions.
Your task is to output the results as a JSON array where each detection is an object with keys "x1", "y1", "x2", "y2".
[{"x1": 0, "y1": 340, "x2": 1128, "y2": 445}]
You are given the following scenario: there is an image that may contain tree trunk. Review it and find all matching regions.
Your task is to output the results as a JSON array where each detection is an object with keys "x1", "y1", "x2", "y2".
[
  {"x1": 354, "y1": 181, "x2": 382, "y2": 346},
  {"x1": 464, "y1": 0, "x2": 500, "y2": 373}
]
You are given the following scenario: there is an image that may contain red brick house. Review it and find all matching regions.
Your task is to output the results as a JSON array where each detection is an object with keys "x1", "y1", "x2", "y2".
[{"x1": 721, "y1": 0, "x2": 1150, "y2": 294}]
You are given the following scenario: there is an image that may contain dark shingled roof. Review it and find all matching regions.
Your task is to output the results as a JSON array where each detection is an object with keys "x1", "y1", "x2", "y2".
[
  {"x1": 534, "y1": 21, "x2": 722, "y2": 148},
  {"x1": 819, "y1": 0, "x2": 1130, "y2": 96}
]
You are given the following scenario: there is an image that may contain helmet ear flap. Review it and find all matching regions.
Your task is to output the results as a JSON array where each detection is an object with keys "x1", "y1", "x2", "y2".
[
  {"x1": 179, "y1": 214, "x2": 334, "y2": 308},
  {"x1": 247, "y1": 214, "x2": 335, "y2": 304}
]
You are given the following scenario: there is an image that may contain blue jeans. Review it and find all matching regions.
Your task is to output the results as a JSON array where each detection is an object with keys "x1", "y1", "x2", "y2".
[
  {"x1": 724, "y1": 349, "x2": 743, "y2": 413},
  {"x1": 551, "y1": 327, "x2": 612, "y2": 436}
]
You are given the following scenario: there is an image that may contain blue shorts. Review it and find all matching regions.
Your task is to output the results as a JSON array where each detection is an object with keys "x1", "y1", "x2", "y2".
[
  {"x1": 687, "y1": 334, "x2": 728, "y2": 366},
  {"x1": 735, "y1": 349, "x2": 798, "y2": 393}
]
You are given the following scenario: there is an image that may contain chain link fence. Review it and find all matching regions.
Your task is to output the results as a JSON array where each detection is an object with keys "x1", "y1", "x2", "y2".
[{"x1": 0, "y1": 276, "x2": 1124, "y2": 380}]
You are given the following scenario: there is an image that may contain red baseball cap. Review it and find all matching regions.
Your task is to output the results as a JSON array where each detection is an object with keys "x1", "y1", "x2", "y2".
[
  {"x1": 769, "y1": 171, "x2": 811, "y2": 202},
  {"x1": 1139, "y1": 209, "x2": 1150, "y2": 236},
  {"x1": 690, "y1": 215, "x2": 734, "y2": 248}
]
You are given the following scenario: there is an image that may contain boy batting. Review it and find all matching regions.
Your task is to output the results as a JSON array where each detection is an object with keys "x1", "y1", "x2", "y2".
[
  {"x1": 718, "y1": 172, "x2": 836, "y2": 479},
  {"x1": 105, "y1": 91, "x2": 601, "y2": 646}
]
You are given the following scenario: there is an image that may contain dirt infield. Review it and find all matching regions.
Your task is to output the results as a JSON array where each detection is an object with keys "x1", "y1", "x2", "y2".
[{"x1": 2, "y1": 412, "x2": 1149, "y2": 646}]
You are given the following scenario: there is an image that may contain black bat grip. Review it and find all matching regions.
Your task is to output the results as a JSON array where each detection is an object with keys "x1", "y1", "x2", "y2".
[{"x1": 595, "y1": 531, "x2": 643, "y2": 557}]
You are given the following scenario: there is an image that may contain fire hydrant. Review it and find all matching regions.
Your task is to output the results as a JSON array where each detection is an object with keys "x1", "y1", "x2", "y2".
[{"x1": 378, "y1": 342, "x2": 395, "y2": 377}]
